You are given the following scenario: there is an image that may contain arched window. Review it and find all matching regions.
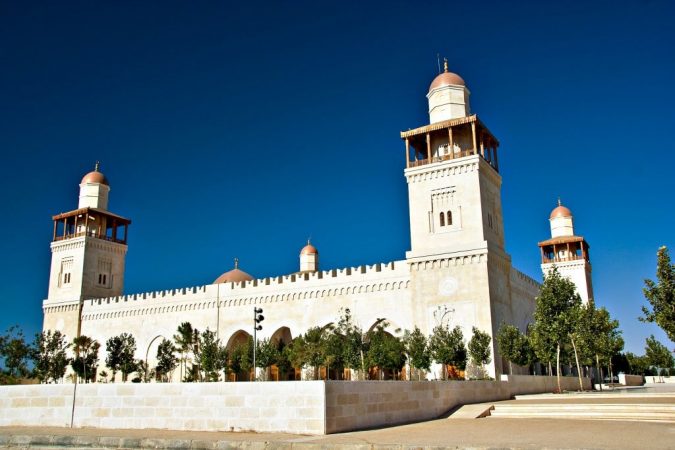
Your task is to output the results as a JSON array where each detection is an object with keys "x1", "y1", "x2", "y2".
[
  {"x1": 439, "y1": 212, "x2": 445, "y2": 227},
  {"x1": 447, "y1": 210, "x2": 453, "y2": 226}
]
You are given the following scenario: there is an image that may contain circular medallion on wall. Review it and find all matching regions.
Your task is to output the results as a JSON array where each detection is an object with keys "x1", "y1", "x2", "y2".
[{"x1": 438, "y1": 277, "x2": 458, "y2": 296}]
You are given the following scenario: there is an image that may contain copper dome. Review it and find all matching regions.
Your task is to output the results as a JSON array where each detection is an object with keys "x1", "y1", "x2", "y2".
[
  {"x1": 81, "y1": 170, "x2": 109, "y2": 186},
  {"x1": 429, "y1": 71, "x2": 465, "y2": 91},
  {"x1": 300, "y1": 243, "x2": 318, "y2": 255},
  {"x1": 213, "y1": 268, "x2": 254, "y2": 284},
  {"x1": 550, "y1": 205, "x2": 572, "y2": 219}
]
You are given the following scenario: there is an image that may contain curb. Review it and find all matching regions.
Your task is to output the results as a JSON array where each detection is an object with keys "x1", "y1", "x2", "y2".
[{"x1": 0, "y1": 433, "x2": 538, "y2": 450}]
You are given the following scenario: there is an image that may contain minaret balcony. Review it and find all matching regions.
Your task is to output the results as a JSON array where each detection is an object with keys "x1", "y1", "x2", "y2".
[
  {"x1": 52, "y1": 207, "x2": 131, "y2": 246},
  {"x1": 401, "y1": 114, "x2": 500, "y2": 172}
]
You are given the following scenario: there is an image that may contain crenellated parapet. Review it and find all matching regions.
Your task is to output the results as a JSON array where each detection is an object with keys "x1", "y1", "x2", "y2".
[{"x1": 80, "y1": 260, "x2": 410, "y2": 322}]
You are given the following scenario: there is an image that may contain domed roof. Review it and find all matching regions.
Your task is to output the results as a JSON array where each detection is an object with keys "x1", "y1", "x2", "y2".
[
  {"x1": 550, "y1": 200, "x2": 572, "y2": 219},
  {"x1": 429, "y1": 61, "x2": 465, "y2": 91},
  {"x1": 429, "y1": 72, "x2": 465, "y2": 91},
  {"x1": 81, "y1": 162, "x2": 109, "y2": 186},
  {"x1": 300, "y1": 241, "x2": 318, "y2": 255},
  {"x1": 213, "y1": 258, "x2": 254, "y2": 284}
]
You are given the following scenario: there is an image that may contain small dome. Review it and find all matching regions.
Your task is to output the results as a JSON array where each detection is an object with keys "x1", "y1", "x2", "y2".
[
  {"x1": 81, "y1": 162, "x2": 109, "y2": 186},
  {"x1": 429, "y1": 71, "x2": 465, "y2": 92},
  {"x1": 213, "y1": 268, "x2": 254, "y2": 284},
  {"x1": 300, "y1": 242, "x2": 318, "y2": 255},
  {"x1": 550, "y1": 204, "x2": 572, "y2": 219}
]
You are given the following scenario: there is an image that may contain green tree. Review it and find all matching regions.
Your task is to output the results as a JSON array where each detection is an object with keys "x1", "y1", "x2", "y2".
[
  {"x1": 531, "y1": 267, "x2": 582, "y2": 392},
  {"x1": 641, "y1": 247, "x2": 675, "y2": 343},
  {"x1": 301, "y1": 327, "x2": 327, "y2": 380},
  {"x1": 645, "y1": 335, "x2": 675, "y2": 380},
  {"x1": 429, "y1": 325, "x2": 467, "y2": 380},
  {"x1": 365, "y1": 323, "x2": 406, "y2": 380},
  {"x1": 105, "y1": 333, "x2": 137, "y2": 382},
  {"x1": 625, "y1": 352, "x2": 649, "y2": 376},
  {"x1": 254, "y1": 338, "x2": 278, "y2": 381},
  {"x1": 0, "y1": 326, "x2": 31, "y2": 379},
  {"x1": 577, "y1": 302, "x2": 622, "y2": 390},
  {"x1": 336, "y1": 308, "x2": 365, "y2": 378},
  {"x1": 403, "y1": 326, "x2": 431, "y2": 380},
  {"x1": 71, "y1": 335, "x2": 100, "y2": 383},
  {"x1": 155, "y1": 338, "x2": 178, "y2": 382},
  {"x1": 496, "y1": 324, "x2": 529, "y2": 375},
  {"x1": 32, "y1": 330, "x2": 70, "y2": 383},
  {"x1": 199, "y1": 329, "x2": 221, "y2": 381},
  {"x1": 174, "y1": 322, "x2": 195, "y2": 381},
  {"x1": 467, "y1": 327, "x2": 492, "y2": 378},
  {"x1": 274, "y1": 341, "x2": 292, "y2": 380},
  {"x1": 230, "y1": 337, "x2": 253, "y2": 381}
]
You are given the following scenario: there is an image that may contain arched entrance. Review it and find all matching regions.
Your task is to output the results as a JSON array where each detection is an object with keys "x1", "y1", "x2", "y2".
[
  {"x1": 225, "y1": 329, "x2": 252, "y2": 381},
  {"x1": 270, "y1": 326, "x2": 294, "y2": 381}
]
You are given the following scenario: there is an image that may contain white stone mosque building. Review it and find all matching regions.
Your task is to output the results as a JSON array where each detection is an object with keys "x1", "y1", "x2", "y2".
[{"x1": 42, "y1": 63, "x2": 593, "y2": 380}]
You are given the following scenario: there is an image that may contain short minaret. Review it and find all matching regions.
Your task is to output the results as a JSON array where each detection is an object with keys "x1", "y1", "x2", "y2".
[
  {"x1": 78, "y1": 161, "x2": 110, "y2": 209},
  {"x1": 43, "y1": 163, "x2": 131, "y2": 341},
  {"x1": 299, "y1": 240, "x2": 319, "y2": 273},
  {"x1": 538, "y1": 200, "x2": 593, "y2": 303},
  {"x1": 427, "y1": 59, "x2": 471, "y2": 124}
]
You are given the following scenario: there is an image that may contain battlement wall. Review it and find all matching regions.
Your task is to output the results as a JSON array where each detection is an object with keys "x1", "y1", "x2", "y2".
[{"x1": 80, "y1": 260, "x2": 410, "y2": 321}]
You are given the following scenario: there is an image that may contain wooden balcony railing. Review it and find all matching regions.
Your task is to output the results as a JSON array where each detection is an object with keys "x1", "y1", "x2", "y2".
[
  {"x1": 542, "y1": 255, "x2": 585, "y2": 264},
  {"x1": 53, "y1": 231, "x2": 126, "y2": 245},
  {"x1": 409, "y1": 150, "x2": 484, "y2": 168}
]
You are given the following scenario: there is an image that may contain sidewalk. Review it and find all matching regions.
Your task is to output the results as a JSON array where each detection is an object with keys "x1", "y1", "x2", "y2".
[{"x1": 2, "y1": 416, "x2": 674, "y2": 450}]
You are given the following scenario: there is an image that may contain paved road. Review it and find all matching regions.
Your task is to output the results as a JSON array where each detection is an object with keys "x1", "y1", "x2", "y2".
[{"x1": 2, "y1": 417, "x2": 675, "y2": 449}]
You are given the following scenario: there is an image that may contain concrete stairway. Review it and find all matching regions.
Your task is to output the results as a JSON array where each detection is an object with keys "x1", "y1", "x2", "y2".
[
  {"x1": 489, "y1": 400, "x2": 675, "y2": 423},
  {"x1": 490, "y1": 403, "x2": 675, "y2": 422}
]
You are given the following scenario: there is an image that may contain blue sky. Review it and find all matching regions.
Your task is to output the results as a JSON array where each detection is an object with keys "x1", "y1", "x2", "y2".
[{"x1": 1, "y1": 0, "x2": 673, "y2": 354}]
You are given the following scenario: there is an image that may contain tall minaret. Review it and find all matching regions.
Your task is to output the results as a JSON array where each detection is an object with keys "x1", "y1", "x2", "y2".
[
  {"x1": 538, "y1": 200, "x2": 593, "y2": 303},
  {"x1": 402, "y1": 62, "x2": 507, "y2": 378},
  {"x1": 403, "y1": 60, "x2": 503, "y2": 259},
  {"x1": 42, "y1": 163, "x2": 131, "y2": 341}
]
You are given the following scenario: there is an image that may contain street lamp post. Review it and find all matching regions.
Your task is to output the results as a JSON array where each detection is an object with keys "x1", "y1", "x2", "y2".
[{"x1": 253, "y1": 307, "x2": 264, "y2": 381}]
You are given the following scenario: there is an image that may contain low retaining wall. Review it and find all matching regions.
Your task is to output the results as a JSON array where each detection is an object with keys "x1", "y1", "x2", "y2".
[
  {"x1": 0, "y1": 382, "x2": 325, "y2": 434},
  {"x1": 0, "y1": 375, "x2": 590, "y2": 435},
  {"x1": 501, "y1": 374, "x2": 591, "y2": 394},
  {"x1": 646, "y1": 375, "x2": 675, "y2": 384},
  {"x1": 618, "y1": 374, "x2": 644, "y2": 386}
]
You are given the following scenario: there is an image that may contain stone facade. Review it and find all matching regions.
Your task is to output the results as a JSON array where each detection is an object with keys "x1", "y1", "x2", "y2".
[{"x1": 42, "y1": 69, "x2": 543, "y2": 380}]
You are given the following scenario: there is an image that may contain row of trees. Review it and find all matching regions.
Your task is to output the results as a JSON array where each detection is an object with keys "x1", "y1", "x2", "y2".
[
  {"x1": 497, "y1": 267, "x2": 624, "y2": 391},
  {"x1": 0, "y1": 309, "x2": 495, "y2": 384},
  {"x1": 150, "y1": 309, "x2": 494, "y2": 382},
  {"x1": 497, "y1": 263, "x2": 675, "y2": 392}
]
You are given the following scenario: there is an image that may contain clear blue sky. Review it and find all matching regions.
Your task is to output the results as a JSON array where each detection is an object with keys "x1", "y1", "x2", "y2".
[{"x1": 1, "y1": 0, "x2": 673, "y2": 354}]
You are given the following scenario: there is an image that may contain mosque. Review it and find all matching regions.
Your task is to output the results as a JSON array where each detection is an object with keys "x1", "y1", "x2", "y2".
[{"x1": 41, "y1": 63, "x2": 593, "y2": 380}]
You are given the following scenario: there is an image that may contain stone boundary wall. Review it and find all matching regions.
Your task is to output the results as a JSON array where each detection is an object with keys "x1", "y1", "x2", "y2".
[
  {"x1": 500, "y1": 374, "x2": 591, "y2": 394},
  {"x1": 325, "y1": 375, "x2": 589, "y2": 433},
  {"x1": 0, "y1": 376, "x2": 589, "y2": 435},
  {"x1": 646, "y1": 376, "x2": 675, "y2": 384},
  {"x1": 0, "y1": 382, "x2": 325, "y2": 435},
  {"x1": 618, "y1": 374, "x2": 644, "y2": 386}
]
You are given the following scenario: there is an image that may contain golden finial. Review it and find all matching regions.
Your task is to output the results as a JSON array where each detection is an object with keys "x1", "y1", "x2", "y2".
[
  {"x1": 557, "y1": 197, "x2": 562, "y2": 207},
  {"x1": 443, "y1": 58, "x2": 448, "y2": 73},
  {"x1": 234, "y1": 257, "x2": 239, "y2": 269},
  {"x1": 94, "y1": 161, "x2": 100, "y2": 172}
]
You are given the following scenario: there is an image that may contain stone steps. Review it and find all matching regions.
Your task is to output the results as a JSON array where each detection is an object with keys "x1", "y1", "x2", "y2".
[{"x1": 489, "y1": 403, "x2": 675, "y2": 422}]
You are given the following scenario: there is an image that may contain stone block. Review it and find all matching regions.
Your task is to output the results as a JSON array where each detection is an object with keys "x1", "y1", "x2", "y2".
[
  {"x1": 48, "y1": 396, "x2": 66, "y2": 407},
  {"x1": 10, "y1": 398, "x2": 30, "y2": 407}
]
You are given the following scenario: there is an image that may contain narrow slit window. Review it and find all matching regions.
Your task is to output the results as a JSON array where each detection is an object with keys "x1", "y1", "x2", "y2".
[
  {"x1": 439, "y1": 212, "x2": 445, "y2": 227},
  {"x1": 447, "y1": 210, "x2": 452, "y2": 226}
]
